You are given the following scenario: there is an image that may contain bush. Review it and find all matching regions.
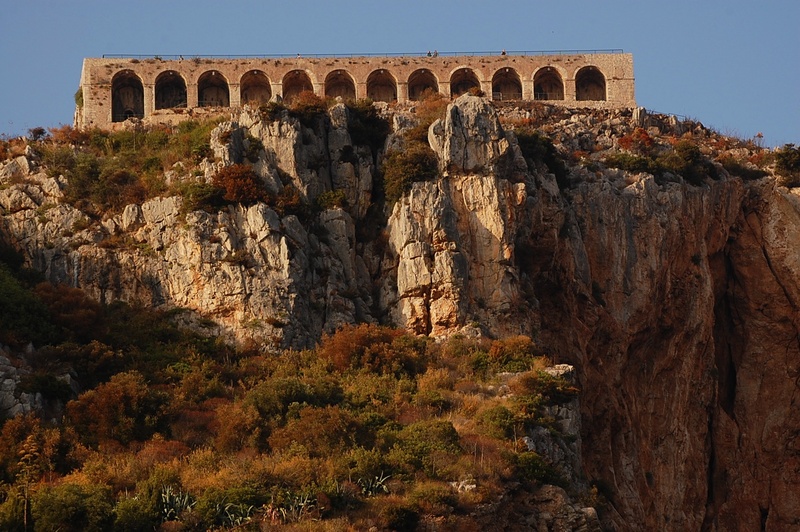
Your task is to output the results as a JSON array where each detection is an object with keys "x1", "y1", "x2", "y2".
[
  {"x1": 389, "y1": 419, "x2": 461, "y2": 476},
  {"x1": 31, "y1": 482, "x2": 113, "y2": 532},
  {"x1": 289, "y1": 91, "x2": 328, "y2": 127},
  {"x1": 604, "y1": 152, "x2": 661, "y2": 175},
  {"x1": 514, "y1": 451, "x2": 567, "y2": 487},
  {"x1": 775, "y1": 144, "x2": 800, "y2": 187},
  {"x1": 66, "y1": 371, "x2": 168, "y2": 447},
  {"x1": 719, "y1": 156, "x2": 768, "y2": 181},
  {"x1": 382, "y1": 142, "x2": 439, "y2": 203},
  {"x1": 315, "y1": 190, "x2": 347, "y2": 210},
  {"x1": 320, "y1": 324, "x2": 429, "y2": 376},
  {"x1": 656, "y1": 140, "x2": 718, "y2": 185},
  {"x1": 347, "y1": 99, "x2": 391, "y2": 154},
  {"x1": 406, "y1": 92, "x2": 449, "y2": 144},
  {"x1": 618, "y1": 127, "x2": 654, "y2": 155},
  {"x1": 514, "y1": 129, "x2": 568, "y2": 188},
  {"x1": 212, "y1": 164, "x2": 267, "y2": 205}
]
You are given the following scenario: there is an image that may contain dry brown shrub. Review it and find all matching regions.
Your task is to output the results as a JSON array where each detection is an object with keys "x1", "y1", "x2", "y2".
[{"x1": 212, "y1": 163, "x2": 267, "y2": 205}]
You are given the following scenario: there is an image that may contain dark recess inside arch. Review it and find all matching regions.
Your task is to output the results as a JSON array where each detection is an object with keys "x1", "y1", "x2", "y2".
[
  {"x1": 408, "y1": 69, "x2": 439, "y2": 101},
  {"x1": 534, "y1": 68, "x2": 565, "y2": 100},
  {"x1": 240, "y1": 70, "x2": 272, "y2": 106},
  {"x1": 366, "y1": 70, "x2": 397, "y2": 102},
  {"x1": 450, "y1": 68, "x2": 480, "y2": 97},
  {"x1": 283, "y1": 70, "x2": 314, "y2": 104},
  {"x1": 576, "y1": 66, "x2": 606, "y2": 101},
  {"x1": 492, "y1": 68, "x2": 522, "y2": 101},
  {"x1": 198, "y1": 70, "x2": 230, "y2": 107},
  {"x1": 155, "y1": 71, "x2": 187, "y2": 110},
  {"x1": 325, "y1": 70, "x2": 356, "y2": 101},
  {"x1": 112, "y1": 70, "x2": 144, "y2": 122}
]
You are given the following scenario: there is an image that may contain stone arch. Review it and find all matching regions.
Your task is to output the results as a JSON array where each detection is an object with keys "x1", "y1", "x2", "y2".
[
  {"x1": 155, "y1": 70, "x2": 187, "y2": 110},
  {"x1": 198, "y1": 70, "x2": 230, "y2": 107},
  {"x1": 111, "y1": 70, "x2": 144, "y2": 122},
  {"x1": 576, "y1": 66, "x2": 606, "y2": 101},
  {"x1": 324, "y1": 69, "x2": 356, "y2": 101},
  {"x1": 533, "y1": 67, "x2": 565, "y2": 100},
  {"x1": 450, "y1": 67, "x2": 480, "y2": 97},
  {"x1": 408, "y1": 69, "x2": 439, "y2": 101},
  {"x1": 282, "y1": 70, "x2": 314, "y2": 104},
  {"x1": 492, "y1": 68, "x2": 522, "y2": 101},
  {"x1": 366, "y1": 70, "x2": 397, "y2": 102},
  {"x1": 240, "y1": 70, "x2": 272, "y2": 105}
]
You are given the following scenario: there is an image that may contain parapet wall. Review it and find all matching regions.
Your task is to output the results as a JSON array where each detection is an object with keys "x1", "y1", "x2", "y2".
[{"x1": 76, "y1": 52, "x2": 635, "y2": 129}]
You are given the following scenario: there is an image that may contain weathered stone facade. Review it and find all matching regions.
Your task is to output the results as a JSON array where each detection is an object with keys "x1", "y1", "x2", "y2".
[{"x1": 76, "y1": 52, "x2": 635, "y2": 129}]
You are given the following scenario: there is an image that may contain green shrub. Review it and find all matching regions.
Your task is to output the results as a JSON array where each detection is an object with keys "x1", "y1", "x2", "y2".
[
  {"x1": 113, "y1": 496, "x2": 159, "y2": 532},
  {"x1": 775, "y1": 144, "x2": 800, "y2": 187},
  {"x1": 656, "y1": 140, "x2": 718, "y2": 185},
  {"x1": 0, "y1": 263, "x2": 59, "y2": 347},
  {"x1": 477, "y1": 405, "x2": 515, "y2": 439},
  {"x1": 179, "y1": 182, "x2": 224, "y2": 214},
  {"x1": 389, "y1": 419, "x2": 461, "y2": 476},
  {"x1": 514, "y1": 451, "x2": 567, "y2": 488},
  {"x1": 347, "y1": 99, "x2": 391, "y2": 154},
  {"x1": 719, "y1": 156, "x2": 767, "y2": 181},
  {"x1": 514, "y1": 129, "x2": 568, "y2": 188},
  {"x1": 316, "y1": 190, "x2": 347, "y2": 210},
  {"x1": 31, "y1": 482, "x2": 113, "y2": 532},
  {"x1": 604, "y1": 152, "x2": 661, "y2": 175},
  {"x1": 379, "y1": 503, "x2": 419, "y2": 531},
  {"x1": 382, "y1": 142, "x2": 439, "y2": 203}
]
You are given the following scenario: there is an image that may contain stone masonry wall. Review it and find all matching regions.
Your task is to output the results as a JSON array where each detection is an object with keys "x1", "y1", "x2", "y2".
[{"x1": 77, "y1": 52, "x2": 635, "y2": 129}]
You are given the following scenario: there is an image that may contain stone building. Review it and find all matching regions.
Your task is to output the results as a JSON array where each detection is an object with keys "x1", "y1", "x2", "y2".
[{"x1": 75, "y1": 51, "x2": 635, "y2": 129}]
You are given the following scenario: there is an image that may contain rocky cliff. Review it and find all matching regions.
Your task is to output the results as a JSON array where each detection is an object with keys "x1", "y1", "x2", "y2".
[{"x1": 1, "y1": 95, "x2": 799, "y2": 530}]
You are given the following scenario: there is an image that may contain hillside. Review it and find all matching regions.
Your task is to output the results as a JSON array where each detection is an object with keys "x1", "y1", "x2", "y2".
[{"x1": 1, "y1": 93, "x2": 799, "y2": 530}]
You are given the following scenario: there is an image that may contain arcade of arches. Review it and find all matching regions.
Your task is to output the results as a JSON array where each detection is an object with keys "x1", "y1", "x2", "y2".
[
  {"x1": 81, "y1": 54, "x2": 633, "y2": 129},
  {"x1": 117, "y1": 65, "x2": 608, "y2": 115}
]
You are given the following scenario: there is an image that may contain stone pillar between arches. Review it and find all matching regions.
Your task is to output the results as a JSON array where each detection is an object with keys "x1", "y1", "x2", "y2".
[
  {"x1": 187, "y1": 84, "x2": 198, "y2": 109},
  {"x1": 144, "y1": 84, "x2": 155, "y2": 117}
]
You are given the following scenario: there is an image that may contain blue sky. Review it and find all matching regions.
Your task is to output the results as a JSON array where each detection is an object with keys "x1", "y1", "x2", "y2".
[{"x1": 1, "y1": 1, "x2": 797, "y2": 148}]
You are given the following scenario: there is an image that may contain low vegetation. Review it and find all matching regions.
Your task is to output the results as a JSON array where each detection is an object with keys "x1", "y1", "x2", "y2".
[{"x1": 0, "y1": 252, "x2": 581, "y2": 530}]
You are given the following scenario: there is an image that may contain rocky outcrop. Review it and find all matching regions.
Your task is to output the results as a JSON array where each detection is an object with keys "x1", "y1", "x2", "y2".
[{"x1": 2, "y1": 95, "x2": 800, "y2": 530}]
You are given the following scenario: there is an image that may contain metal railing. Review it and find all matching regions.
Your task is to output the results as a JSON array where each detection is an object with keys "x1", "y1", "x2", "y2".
[{"x1": 102, "y1": 49, "x2": 625, "y2": 60}]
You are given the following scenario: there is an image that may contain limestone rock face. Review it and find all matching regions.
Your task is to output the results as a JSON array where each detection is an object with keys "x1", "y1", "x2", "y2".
[
  {"x1": 3, "y1": 99, "x2": 800, "y2": 530},
  {"x1": 430, "y1": 94, "x2": 511, "y2": 175}
]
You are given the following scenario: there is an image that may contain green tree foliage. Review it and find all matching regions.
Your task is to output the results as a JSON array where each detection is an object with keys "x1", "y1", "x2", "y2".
[
  {"x1": 382, "y1": 142, "x2": 439, "y2": 203},
  {"x1": 31, "y1": 483, "x2": 113, "y2": 532}
]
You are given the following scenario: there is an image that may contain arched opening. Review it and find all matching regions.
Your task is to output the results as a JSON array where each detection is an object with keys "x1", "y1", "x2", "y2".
[
  {"x1": 324, "y1": 70, "x2": 356, "y2": 101},
  {"x1": 111, "y1": 70, "x2": 144, "y2": 122},
  {"x1": 366, "y1": 70, "x2": 397, "y2": 103},
  {"x1": 576, "y1": 66, "x2": 606, "y2": 101},
  {"x1": 450, "y1": 68, "x2": 480, "y2": 97},
  {"x1": 240, "y1": 70, "x2": 272, "y2": 106},
  {"x1": 198, "y1": 71, "x2": 230, "y2": 107},
  {"x1": 492, "y1": 68, "x2": 522, "y2": 101},
  {"x1": 155, "y1": 71, "x2": 187, "y2": 110},
  {"x1": 282, "y1": 70, "x2": 314, "y2": 104},
  {"x1": 533, "y1": 67, "x2": 565, "y2": 100},
  {"x1": 408, "y1": 69, "x2": 439, "y2": 101}
]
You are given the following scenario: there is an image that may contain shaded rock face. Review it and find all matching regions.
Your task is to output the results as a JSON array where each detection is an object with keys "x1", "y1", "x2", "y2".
[{"x1": 2, "y1": 95, "x2": 800, "y2": 530}]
